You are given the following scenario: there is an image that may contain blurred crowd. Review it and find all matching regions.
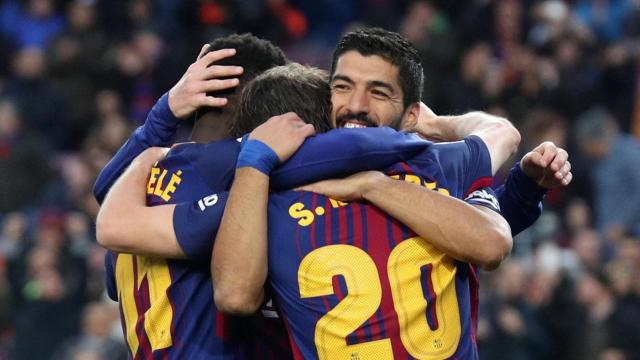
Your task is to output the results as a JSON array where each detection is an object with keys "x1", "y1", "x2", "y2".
[{"x1": 0, "y1": 0, "x2": 638, "y2": 359}]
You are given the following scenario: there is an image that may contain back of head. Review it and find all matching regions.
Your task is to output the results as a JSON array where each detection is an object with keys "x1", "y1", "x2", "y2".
[
  {"x1": 233, "y1": 63, "x2": 332, "y2": 137},
  {"x1": 331, "y1": 27, "x2": 424, "y2": 108},
  {"x1": 197, "y1": 33, "x2": 288, "y2": 120}
]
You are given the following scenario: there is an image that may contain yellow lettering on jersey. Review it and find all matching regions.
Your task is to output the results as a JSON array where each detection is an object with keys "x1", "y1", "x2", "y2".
[
  {"x1": 404, "y1": 174, "x2": 422, "y2": 185},
  {"x1": 146, "y1": 167, "x2": 183, "y2": 201},
  {"x1": 161, "y1": 170, "x2": 182, "y2": 202},
  {"x1": 147, "y1": 167, "x2": 161, "y2": 194},
  {"x1": 153, "y1": 169, "x2": 168, "y2": 196},
  {"x1": 392, "y1": 175, "x2": 451, "y2": 196},
  {"x1": 329, "y1": 198, "x2": 349, "y2": 208},
  {"x1": 289, "y1": 202, "x2": 315, "y2": 226}
]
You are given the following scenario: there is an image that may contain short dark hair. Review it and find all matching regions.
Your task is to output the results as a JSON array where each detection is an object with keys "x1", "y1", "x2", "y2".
[
  {"x1": 232, "y1": 63, "x2": 332, "y2": 137},
  {"x1": 198, "y1": 33, "x2": 288, "y2": 118},
  {"x1": 331, "y1": 27, "x2": 424, "y2": 109}
]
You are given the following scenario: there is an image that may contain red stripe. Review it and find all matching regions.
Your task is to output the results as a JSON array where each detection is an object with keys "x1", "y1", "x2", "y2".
[
  {"x1": 397, "y1": 162, "x2": 414, "y2": 175},
  {"x1": 366, "y1": 205, "x2": 405, "y2": 356},
  {"x1": 352, "y1": 203, "x2": 363, "y2": 256},
  {"x1": 338, "y1": 204, "x2": 348, "y2": 245},
  {"x1": 332, "y1": 276, "x2": 345, "y2": 301},
  {"x1": 469, "y1": 264, "x2": 480, "y2": 343},
  {"x1": 464, "y1": 176, "x2": 493, "y2": 197},
  {"x1": 216, "y1": 311, "x2": 228, "y2": 340},
  {"x1": 132, "y1": 256, "x2": 154, "y2": 359}
]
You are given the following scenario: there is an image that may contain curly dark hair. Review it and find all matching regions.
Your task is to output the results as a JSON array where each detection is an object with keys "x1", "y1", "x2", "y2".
[
  {"x1": 197, "y1": 33, "x2": 288, "y2": 119},
  {"x1": 331, "y1": 27, "x2": 424, "y2": 108}
]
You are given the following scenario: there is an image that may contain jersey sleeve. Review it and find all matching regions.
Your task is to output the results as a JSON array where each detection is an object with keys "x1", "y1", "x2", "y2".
[
  {"x1": 93, "y1": 92, "x2": 180, "y2": 204},
  {"x1": 496, "y1": 163, "x2": 546, "y2": 236},
  {"x1": 432, "y1": 135, "x2": 494, "y2": 196},
  {"x1": 172, "y1": 192, "x2": 229, "y2": 265},
  {"x1": 465, "y1": 187, "x2": 501, "y2": 213},
  {"x1": 270, "y1": 128, "x2": 430, "y2": 190}
]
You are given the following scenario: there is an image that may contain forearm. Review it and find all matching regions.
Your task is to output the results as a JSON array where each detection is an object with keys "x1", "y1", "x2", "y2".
[
  {"x1": 96, "y1": 154, "x2": 183, "y2": 257},
  {"x1": 426, "y1": 112, "x2": 520, "y2": 174},
  {"x1": 212, "y1": 167, "x2": 267, "y2": 315},
  {"x1": 363, "y1": 178, "x2": 512, "y2": 269}
]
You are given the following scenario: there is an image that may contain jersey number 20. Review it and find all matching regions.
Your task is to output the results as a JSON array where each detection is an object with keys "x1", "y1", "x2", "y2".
[{"x1": 298, "y1": 237, "x2": 461, "y2": 359}]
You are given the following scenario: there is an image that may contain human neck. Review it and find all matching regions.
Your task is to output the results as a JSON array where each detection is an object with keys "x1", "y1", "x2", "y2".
[{"x1": 190, "y1": 116, "x2": 232, "y2": 143}]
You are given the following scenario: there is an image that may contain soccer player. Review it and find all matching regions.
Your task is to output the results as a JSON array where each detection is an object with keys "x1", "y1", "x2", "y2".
[
  {"x1": 208, "y1": 28, "x2": 570, "y2": 359},
  {"x1": 96, "y1": 34, "x2": 297, "y2": 359},
  {"x1": 96, "y1": 30, "x2": 570, "y2": 358}
]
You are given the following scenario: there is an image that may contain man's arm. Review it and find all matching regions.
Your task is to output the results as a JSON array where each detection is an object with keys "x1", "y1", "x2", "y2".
[
  {"x1": 93, "y1": 47, "x2": 242, "y2": 203},
  {"x1": 411, "y1": 102, "x2": 520, "y2": 174},
  {"x1": 497, "y1": 142, "x2": 572, "y2": 235},
  {"x1": 212, "y1": 113, "x2": 315, "y2": 316},
  {"x1": 95, "y1": 147, "x2": 183, "y2": 257},
  {"x1": 299, "y1": 172, "x2": 512, "y2": 270}
]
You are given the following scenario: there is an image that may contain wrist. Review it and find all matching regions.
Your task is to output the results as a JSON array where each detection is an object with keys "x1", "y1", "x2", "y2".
[
  {"x1": 362, "y1": 173, "x2": 392, "y2": 202},
  {"x1": 237, "y1": 140, "x2": 280, "y2": 175},
  {"x1": 159, "y1": 92, "x2": 182, "y2": 126},
  {"x1": 510, "y1": 162, "x2": 547, "y2": 204}
]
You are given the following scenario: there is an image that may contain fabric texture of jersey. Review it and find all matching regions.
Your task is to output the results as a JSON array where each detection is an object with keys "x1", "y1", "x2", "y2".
[{"x1": 265, "y1": 136, "x2": 492, "y2": 360}]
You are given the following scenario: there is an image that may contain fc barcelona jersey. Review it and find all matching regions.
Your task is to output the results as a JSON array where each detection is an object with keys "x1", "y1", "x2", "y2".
[
  {"x1": 265, "y1": 136, "x2": 494, "y2": 360},
  {"x1": 104, "y1": 139, "x2": 265, "y2": 359},
  {"x1": 101, "y1": 128, "x2": 431, "y2": 359}
]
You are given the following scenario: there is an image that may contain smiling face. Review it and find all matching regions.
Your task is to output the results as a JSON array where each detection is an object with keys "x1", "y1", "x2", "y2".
[{"x1": 330, "y1": 51, "x2": 415, "y2": 130}]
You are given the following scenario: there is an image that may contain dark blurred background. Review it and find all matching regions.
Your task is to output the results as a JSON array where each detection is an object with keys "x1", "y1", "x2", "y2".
[{"x1": 0, "y1": 0, "x2": 639, "y2": 359}]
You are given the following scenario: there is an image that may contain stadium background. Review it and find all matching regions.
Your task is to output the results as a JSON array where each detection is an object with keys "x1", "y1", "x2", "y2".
[{"x1": 0, "y1": 0, "x2": 639, "y2": 359}]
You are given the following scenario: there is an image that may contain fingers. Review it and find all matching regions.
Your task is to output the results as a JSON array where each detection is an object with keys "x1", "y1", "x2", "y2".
[
  {"x1": 200, "y1": 78, "x2": 240, "y2": 91},
  {"x1": 205, "y1": 65, "x2": 243, "y2": 79},
  {"x1": 203, "y1": 96, "x2": 228, "y2": 107},
  {"x1": 522, "y1": 150, "x2": 543, "y2": 167},
  {"x1": 548, "y1": 148, "x2": 568, "y2": 172},
  {"x1": 561, "y1": 171, "x2": 573, "y2": 186},
  {"x1": 537, "y1": 142, "x2": 558, "y2": 168},
  {"x1": 199, "y1": 48, "x2": 237, "y2": 67},
  {"x1": 555, "y1": 160, "x2": 571, "y2": 180},
  {"x1": 197, "y1": 44, "x2": 210, "y2": 60}
]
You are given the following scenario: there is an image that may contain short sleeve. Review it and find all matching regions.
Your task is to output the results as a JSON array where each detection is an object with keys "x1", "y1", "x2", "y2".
[
  {"x1": 172, "y1": 192, "x2": 229, "y2": 265},
  {"x1": 465, "y1": 187, "x2": 501, "y2": 213}
]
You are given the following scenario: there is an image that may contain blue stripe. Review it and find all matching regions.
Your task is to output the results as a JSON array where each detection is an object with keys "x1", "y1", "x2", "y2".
[
  {"x1": 346, "y1": 205, "x2": 354, "y2": 245},
  {"x1": 421, "y1": 265, "x2": 438, "y2": 330},
  {"x1": 386, "y1": 215, "x2": 397, "y2": 249},
  {"x1": 376, "y1": 309, "x2": 387, "y2": 339},
  {"x1": 314, "y1": 195, "x2": 326, "y2": 248}
]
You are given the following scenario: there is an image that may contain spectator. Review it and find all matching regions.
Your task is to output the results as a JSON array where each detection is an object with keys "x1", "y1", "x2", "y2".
[{"x1": 575, "y1": 106, "x2": 640, "y2": 241}]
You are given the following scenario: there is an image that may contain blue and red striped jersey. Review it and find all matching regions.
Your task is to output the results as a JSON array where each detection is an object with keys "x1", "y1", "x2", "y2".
[
  {"x1": 101, "y1": 128, "x2": 431, "y2": 359},
  {"x1": 265, "y1": 136, "x2": 493, "y2": 360},
  {"x1": 104, "y1": 139, "x2": 273, "y2": 359}
]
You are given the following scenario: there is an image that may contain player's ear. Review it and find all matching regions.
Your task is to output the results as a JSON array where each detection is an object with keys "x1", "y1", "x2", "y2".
[{"x1": 400, "y1": 102, "x2": 420, "y2": 132}]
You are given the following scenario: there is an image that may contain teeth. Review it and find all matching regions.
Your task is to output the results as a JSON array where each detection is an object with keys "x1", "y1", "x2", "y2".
[{"x1": 344, "y1": 122, "x2": 366, "y2": 128}]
